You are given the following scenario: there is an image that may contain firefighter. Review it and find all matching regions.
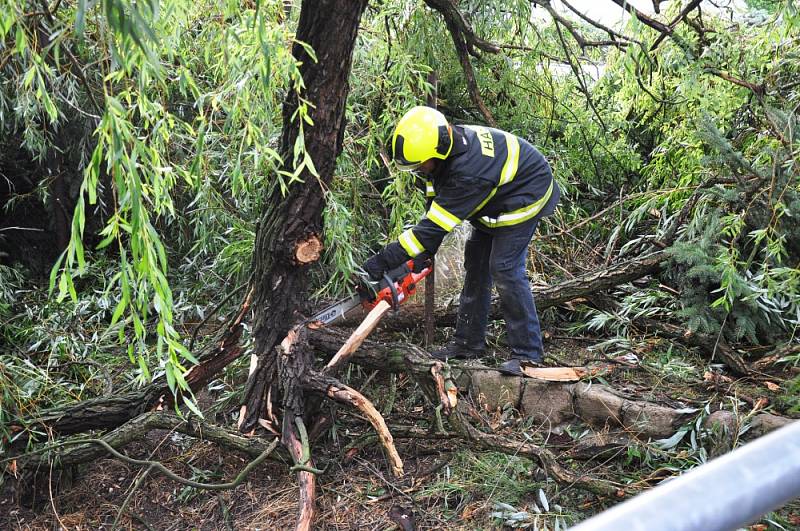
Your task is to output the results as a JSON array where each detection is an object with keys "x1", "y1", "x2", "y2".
[{"x1": 363, "y1": 106, "x2": 560, "y2": 376}]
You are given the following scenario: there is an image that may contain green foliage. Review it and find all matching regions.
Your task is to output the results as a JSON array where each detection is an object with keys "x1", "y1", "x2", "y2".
[
  {"x1": 3, "y1": 2, "x2": 800, "y2": 526},
  {"x1": 419, "y1": 450, "x2": 573, "y2": 527},
  {"x1": 1, "y1": 1, "x2": 314, "y2": 394},
  {"x1": 0, "y1": 261, "x2": 134, "y2": 446},
  {"x1": 2, "y1": 0, "x2": 799, "y2": 421}
]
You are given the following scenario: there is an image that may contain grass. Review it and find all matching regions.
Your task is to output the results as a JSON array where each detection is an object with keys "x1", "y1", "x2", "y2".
[{"x1": 414, "y1": 450, "x2": 581, "y2": 528}]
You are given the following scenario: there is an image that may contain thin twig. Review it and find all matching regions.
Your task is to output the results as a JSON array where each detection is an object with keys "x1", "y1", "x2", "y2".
[
  {"x1": 561, "y1": 0, "x2": 642, "y2": 46},
  {"x1": 48, "y1": 455, "x2": 68, "y2": 531},
  {"x1": 189, "y1": 283, "x2": 247, "y2": 352},
  {"x1": 112, "y1": 464, "x2": 154, "y2": 531},
  {"x1": 38, "y1": 0, "x2": 104, "y2": 116},
  {"x1": 650, "y1": 0, "x2": 703, "y2": 51},
  {"x1": 532, "y1": 0, "x2": 629, "y2": 49},
  {"x1": 37, "y1": 437, "x2": 278, "y2": 489}
]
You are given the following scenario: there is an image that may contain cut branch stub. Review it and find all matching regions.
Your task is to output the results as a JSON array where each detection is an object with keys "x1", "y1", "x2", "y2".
[
  {"x1": 430, "y1": 362, "x2": 458, "y2": 414},
  {"x1": 294, "y1": 233, "x2": 323, "y2": 264}
]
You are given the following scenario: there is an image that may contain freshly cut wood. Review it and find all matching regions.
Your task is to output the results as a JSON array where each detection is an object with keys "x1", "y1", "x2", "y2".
[
  {"x1": 294, "y1": 233, "x2": 323, "y2": 264},
  {"x1": 521, "y1": 366, "x2": 592, "y2": 381},
  {"x1": 325, "y1": 299, "x2": 392, "y2": 372},
  {"x1": 306, "y1": 375, "x2": 404, "y2": 477}
]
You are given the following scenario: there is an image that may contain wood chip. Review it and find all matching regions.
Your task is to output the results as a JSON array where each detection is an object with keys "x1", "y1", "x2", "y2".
[
  {"x1": 753, "y1": 397, "x2": 769, "y2": 410},
  {"x1": 520, "y1": 366, "x2": 588, "y2": 381},
  {"x1": 703, "y1": 371, "x2": 733, "y2": 384}
]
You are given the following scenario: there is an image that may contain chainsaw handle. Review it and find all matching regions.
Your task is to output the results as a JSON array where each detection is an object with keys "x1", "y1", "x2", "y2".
[
  {"x1": 382, "y1": 271, "x2": 400, "y2": 310},
  {"x1": 363, "y1": 259, "x2": 433, "y2": 311},
  {"x1": 383, "y1": 261, "x2": 412, "y2": 285}
]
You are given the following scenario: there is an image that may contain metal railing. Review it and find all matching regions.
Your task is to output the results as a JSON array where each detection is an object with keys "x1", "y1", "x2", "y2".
[{"x1": 570, "y1": 420, "x2": 800, "y2": 531}]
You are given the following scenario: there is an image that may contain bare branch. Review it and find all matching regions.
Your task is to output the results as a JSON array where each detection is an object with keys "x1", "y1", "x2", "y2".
[
  {"x1": 283, "y1": 412, "x2": 316, "y2": 530},
  {"x1": 608, "y1": 0, "x2": 672, "y2": 33},
  {"x1": 705, "y1": 67, "x2": 765, "y2": 96},
  {"x1": 531, "y1": 0, "x2": 629, "y2": 50},
  {"x1": 423, "y1": 0, "x2": 500, "y2": 56},
  {"x1": 651, "y1": 0, "x2": 703, "y2": 51},
  {"x1": 424, "y1": 0, "x2": 497, "y2": 125},
  {"x1": 560, "y1": 0, "x2": 642, "y2": 46},
  {"x1": 551, "y1": 20, "x2": 608, "y2": 132},
  {"x1": 307, "y1": 374, "x2": 405, "y2": 477},
  {"x1": 11, "y1": 411, "x2": 280, "y2": 473}
]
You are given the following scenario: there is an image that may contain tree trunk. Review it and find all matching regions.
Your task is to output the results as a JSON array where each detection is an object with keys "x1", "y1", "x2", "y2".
[
  {"x1": 238, "y1": 0, "x2": 368, "y2": 433},
  {"x1": 236, "y1": 2, "x2": 368, "y2": 527}
]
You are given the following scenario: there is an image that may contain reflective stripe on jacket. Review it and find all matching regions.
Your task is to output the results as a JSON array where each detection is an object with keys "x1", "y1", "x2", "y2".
[{"x1": 385, "y1": 125, "x2": 559, "y2": 266}]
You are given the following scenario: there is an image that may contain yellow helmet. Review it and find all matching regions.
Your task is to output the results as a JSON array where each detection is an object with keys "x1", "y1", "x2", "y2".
[{"x1": 391, "y1": 106, "x2": 453, "y2": 171}]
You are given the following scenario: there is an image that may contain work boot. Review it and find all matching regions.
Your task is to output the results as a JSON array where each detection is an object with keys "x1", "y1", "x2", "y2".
[
  {"x1": 430, "y1": 342, "x2": 484, "y2": 361},
  {"x1": 498, "y1": 357, "x2": 544, "y2": 377}
]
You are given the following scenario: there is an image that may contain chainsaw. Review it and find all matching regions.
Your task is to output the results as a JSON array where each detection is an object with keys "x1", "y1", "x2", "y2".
[{"x1": 310, "y1": 258, "x2": 433, "y2": 326}]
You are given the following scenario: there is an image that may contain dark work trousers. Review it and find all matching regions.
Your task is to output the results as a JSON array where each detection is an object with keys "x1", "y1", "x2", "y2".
[{"x1": 453, "y1": 217, "x2": 546, "y2": 362}]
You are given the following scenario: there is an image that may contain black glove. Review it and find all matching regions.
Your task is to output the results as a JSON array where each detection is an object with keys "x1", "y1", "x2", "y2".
[
  {"x1": 363, "y1": 251, "x2": 389, "y2": 281},
  {"x1": 412, "y1": 252, "x2": 433, "y2": 273}
]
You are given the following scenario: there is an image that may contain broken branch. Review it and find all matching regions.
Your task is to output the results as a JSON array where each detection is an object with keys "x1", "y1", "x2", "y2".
[{"x1": 307, "y1": 374, "x2": 404, "y2": 477}]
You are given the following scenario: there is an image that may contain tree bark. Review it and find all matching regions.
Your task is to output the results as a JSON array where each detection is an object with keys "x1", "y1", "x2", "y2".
[
  {"x1": 234, "y1": 2, "x2": 368, "y2": 527},
  {"x1": 238, "y1": 0, "x2": 369, "y2": 435},
  {"x1": 12, "y1": 412, "x2": 283, "y2": 471}
]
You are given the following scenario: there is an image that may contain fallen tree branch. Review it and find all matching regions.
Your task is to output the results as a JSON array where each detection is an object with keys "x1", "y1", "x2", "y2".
[
  {"x1": 308, "y1": 333, "x2": 623, "y2": 496},
  {"x1": 14, "y1": 250, "x2": 666, "y2": 444},
  {"x1": 310, "y1": 329, "x2": 700, "y2": 437},
  {"x1": 188, "y1": 282, "x2": 248, "y2": 352},
  {"x1": 283, "y1": 417, "x2": 316, "y2": 530},
  {"x1": 277, "y1": 328, "x2": 318, "y2": 531},
  {"x1": 448, "y1": 404, "x2": 622, "y2": 497},
  {"x1": 349, "y1": 250, "x2": 668, "y2": 330},
  {"x1": 306, "y1": 374, "x2": 405, "y2": 477},
  {"x1": 641, "y1": 319, "x2": 750, "y2": 375},
  {"x1": 13, "y1": 289, "x2": 253, "y2": 443},
  {"x1": 9, "y1": 432, "x2": 278, "y2": 491},
  {"x1": 8, "y1": 411, "x2": 283, "y2": 471}
]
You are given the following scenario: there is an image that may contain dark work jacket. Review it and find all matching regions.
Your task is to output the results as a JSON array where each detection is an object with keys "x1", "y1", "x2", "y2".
[{"x1": 382, "y1": 125, "x2": 560, "y2": 269}]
